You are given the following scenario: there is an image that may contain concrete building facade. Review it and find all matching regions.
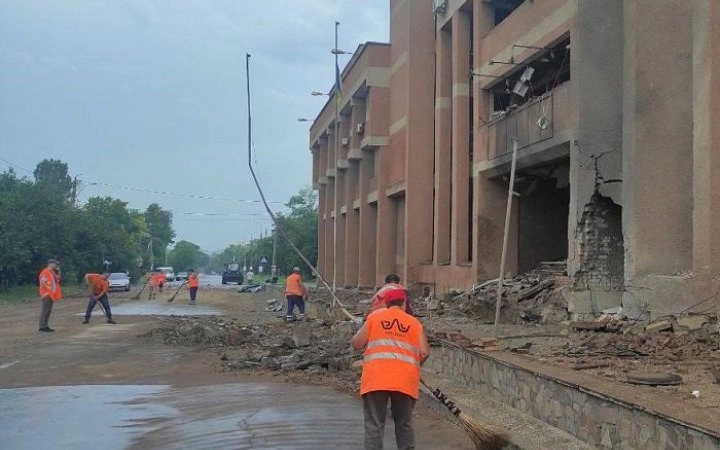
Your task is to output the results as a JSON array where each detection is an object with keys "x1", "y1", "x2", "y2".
[{"x1": 309, "y1": 0, "x2": 720, "y2": 318}]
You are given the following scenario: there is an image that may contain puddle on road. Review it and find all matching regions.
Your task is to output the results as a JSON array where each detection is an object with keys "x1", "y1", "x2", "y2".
[
  {"x1": 0, "y1": 382, "x2": 367, "y2": 449},
  {"x1": 75, "y1": 301, "x2": 221, "y2": 317},
  {"x1": 0, "y1": 385, "x2": 173, "y2": 450}
]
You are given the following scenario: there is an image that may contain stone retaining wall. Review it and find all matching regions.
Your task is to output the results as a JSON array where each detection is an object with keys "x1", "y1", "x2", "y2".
[{"x1": 426, "y1": 343, "x2": 720, "y2": 449}]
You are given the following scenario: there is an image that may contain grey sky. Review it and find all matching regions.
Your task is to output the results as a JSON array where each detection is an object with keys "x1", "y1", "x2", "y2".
[{"x1": 0, "y1": 0, "x2": 389, "y2": 253}]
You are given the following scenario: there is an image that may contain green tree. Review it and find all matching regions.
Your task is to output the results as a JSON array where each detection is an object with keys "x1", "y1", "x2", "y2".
[
  {"x1": 144, "y1": 203, "x2": 175, "y2": 265},
  {"x1": 170, "y1": 240, "x2": 208, "y2": 272},
  {"x1": 273, "y1": 187, "x2": 318, "y2": 276},
  {"x1": 33, "y1": 159, "x2": 73, "y2": 202}
]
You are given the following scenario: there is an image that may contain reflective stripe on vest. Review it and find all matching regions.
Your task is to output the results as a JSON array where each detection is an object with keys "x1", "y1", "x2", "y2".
[
  {"x1": 364, "y1": 351, "x2": 419, "y2": 366},
  {"x1": 366, "y1": 338, "x2": 420, "y2": 356}
]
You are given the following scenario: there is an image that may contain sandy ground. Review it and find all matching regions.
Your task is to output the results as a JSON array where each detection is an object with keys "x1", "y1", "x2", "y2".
[{"x1": 0, "y1": 285, "x2": 473, "y2": 449}]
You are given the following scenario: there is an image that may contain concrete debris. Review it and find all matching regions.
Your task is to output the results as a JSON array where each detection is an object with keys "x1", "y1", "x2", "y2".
[
  {"x1": 141, "y1": 315, "x2": 362, "y2": 388},
  {"x1": 449, "y1": 267, "x2": 569, "y2": 324},
  {"x1": 645, "y1": 320, "x2": 673, "y2": 334}
]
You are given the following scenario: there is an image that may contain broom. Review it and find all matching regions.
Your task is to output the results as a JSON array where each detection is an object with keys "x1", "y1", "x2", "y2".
[
  {"x1": 166, "y1": 281, "x2": 187, "y2": 303},
  {"x1": 420, "y1": 379, "x2": 508, "y2": 450},
  {"x1": 131, "y1": 281, "x2": 147, "y2": 300}
]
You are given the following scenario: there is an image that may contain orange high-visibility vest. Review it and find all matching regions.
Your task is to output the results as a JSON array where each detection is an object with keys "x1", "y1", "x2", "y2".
[
  {"x1": 360, "y1": 307, "x2": 423, "y2": 399},
  {"x1": 285, "y1": 273, "x2": 305, "y2": 297},
  {"x1": 188, "y1": 273, "x2": 199, "y2": 288},
  {"x1": 38, "y1": 268, "x2": 62, "y2": 301}
]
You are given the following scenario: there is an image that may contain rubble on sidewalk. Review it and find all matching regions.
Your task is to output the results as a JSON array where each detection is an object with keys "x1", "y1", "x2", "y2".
[{"x1": 446, "y1": 263, "x2": 570, "y2": 325}]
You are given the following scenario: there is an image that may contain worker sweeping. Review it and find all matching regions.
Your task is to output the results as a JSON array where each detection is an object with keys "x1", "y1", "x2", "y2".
[
  {"x1": 38, "y1": 258, "x2": 63, "y2": 332},
  {"x1": 351, "y1": 288, "x2": 430, "y2": 450},
  {"x1": 284, "y1": 267, "x2": 307, "y2": 322},
  {"x1": 82, "y1": 271, "x2": 116, "y2": 324},
  {"x1": 154, "y1": 269, "x2": 166, "y2": 293},
  {"x1": 187, "y1": 269, "x2": 199, "y2": 305}
]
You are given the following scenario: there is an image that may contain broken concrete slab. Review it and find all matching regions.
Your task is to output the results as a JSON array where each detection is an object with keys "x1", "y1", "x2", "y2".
[
  {"x1": 291, "y1": 323, "x2": 314, "y2": 348},
  {"x1": 676, "y1": 314, "x2": 711, "y2": 331},
  {"x1": 645, "y1": 320, "x2": 672, "y2": 333}
]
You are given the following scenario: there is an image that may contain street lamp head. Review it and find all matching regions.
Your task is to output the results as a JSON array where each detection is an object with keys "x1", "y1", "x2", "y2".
[
  {"x1": 311, "y1": 91, "x2": 328, "y2": 96},
  {"x1": 298, "y1": 118, "x2": 311, "y2": 122},
  {"x1": 331, "y1": 49, "x2": 351, "y2": 55}
]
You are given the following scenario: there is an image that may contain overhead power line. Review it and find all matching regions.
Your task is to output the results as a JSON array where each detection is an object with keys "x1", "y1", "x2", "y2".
[{"x1": 82, "y1": 180, "x2": 284, "y2": 204}]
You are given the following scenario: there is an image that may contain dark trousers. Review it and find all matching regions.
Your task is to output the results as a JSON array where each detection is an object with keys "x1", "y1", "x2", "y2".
[
  {"x1": 85, "y1": 294, "x2": 111, "y2": 320},
  {"x1": 39, "y1": 296, "x2": 53, "y2": 329},
  {"x1": 286, "y1": 295, "x2": 305, "y2": 318},
  {"x1": 363, "y1": 391, "x2": 416, "y2": 450},
  {"x1": 189, "y1": 287, "x2": 198, "y2": 302}
]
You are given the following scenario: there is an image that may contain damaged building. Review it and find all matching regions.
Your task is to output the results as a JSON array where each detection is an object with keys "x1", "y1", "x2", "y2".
[{"x1": 309, "y1": 0, "x2": 720, "y2": 319}]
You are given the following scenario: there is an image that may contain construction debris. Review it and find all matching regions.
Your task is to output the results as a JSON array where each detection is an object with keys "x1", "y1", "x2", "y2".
[{"x1": 449, "y1": 264, "x2": 569, "y2": 324}]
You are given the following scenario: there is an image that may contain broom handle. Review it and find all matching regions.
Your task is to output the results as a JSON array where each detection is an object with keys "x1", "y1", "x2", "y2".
[{"x1": 420, "y1": 379, "x2": 462, "y2": 417}]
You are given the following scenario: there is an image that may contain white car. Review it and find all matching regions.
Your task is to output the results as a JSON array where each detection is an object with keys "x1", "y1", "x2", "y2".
[{"x1": 108, "y1": 273, "x2": 131, "y2": 291}]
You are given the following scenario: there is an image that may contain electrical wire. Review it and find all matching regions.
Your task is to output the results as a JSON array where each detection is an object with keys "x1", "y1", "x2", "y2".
[{"x1": 244, "y1": 53, "x2": 354, "y2": 321}]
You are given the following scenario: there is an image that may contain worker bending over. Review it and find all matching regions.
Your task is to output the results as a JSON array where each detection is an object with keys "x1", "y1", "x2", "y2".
[
  {"x1": 284, "y1": 267, "x2": 307, "y2": 322},
  {"x1": 83, "y1": 272, "x2": 116, "y2": 324},
  {"x1": 351, "y1": 288, "x2": 430, "y2": 450}
]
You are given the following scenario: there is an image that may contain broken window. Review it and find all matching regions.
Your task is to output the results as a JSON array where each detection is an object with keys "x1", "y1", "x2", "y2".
[
  {"x1": 490, "y1": 37, "x2": 571, "y2": 113},
  {"x1": 492, "y1": 0, "x2": 525, "y2": 26}
]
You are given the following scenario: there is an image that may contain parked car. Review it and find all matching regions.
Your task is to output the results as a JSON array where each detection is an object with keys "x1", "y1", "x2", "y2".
[
  {"x1": 221, "y1": 262, "x2": 243, "y2": 285},
  {"x1": 108, "y1": 272, "x2": 131, "y2": 291},
  {"x1": 175, "y1": 272, "x2": 188, "y2": 281},
  {"x1": 156, "y1": 266, "x2": 175, "y2": 282}
]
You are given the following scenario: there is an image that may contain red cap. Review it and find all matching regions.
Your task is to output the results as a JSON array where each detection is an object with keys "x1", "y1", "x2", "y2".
[{"x1": 383, "y1": 287, "x2": 407, "y2": 304}]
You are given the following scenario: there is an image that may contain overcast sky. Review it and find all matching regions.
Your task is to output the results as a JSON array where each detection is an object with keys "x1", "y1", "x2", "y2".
[{"x1": 0, "y1": 0, "x2": 388, "y2": 253}]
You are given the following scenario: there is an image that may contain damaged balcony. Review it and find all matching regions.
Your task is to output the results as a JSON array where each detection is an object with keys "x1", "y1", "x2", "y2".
[{"x1": 477, "y1": 81, "x2": 575, "y2": 176}]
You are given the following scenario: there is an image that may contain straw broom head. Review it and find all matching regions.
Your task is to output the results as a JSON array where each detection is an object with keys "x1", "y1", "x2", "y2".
[
  {"x1": 420, "y1": 379, "x2": 509, "y2": 450},
  {"x1": 458, "y1": 411, "x2": 509, "y2": 450}
]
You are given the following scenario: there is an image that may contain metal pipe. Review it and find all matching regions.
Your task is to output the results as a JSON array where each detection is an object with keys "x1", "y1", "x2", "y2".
[{"x1": 494, "y1": 138, "x2": 519, "y2": 337}]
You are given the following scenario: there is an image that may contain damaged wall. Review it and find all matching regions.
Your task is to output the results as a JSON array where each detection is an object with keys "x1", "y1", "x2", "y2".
[{"x1": 574, "y1": 193, "x2": 624, "y2": 292}]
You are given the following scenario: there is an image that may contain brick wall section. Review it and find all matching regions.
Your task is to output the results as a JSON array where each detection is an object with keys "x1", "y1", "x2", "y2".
[
  {"x1": 425, "y1": 343, "x2": 720, "y2": 449},
  {"x1": 573, "y1": 192, "x2": 624, "y2": 291}
]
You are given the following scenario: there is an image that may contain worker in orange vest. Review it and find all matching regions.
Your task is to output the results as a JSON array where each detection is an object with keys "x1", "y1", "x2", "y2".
[
  {"x1": 154, "y1": 270, "x2": 166, "y2": 293},
  {"x1": 284, "y1": 267, "x2": 307, "y2": 322},
  {"x1": 82, "y1": 271, "x2": 116, "y2": 324},
  {"x1": 145, "y1": 271, "x2": 157, "y2": 300},
  {"x1": 351, "y1": 287, "x2": 430, "y2": 450},
  {"x1": 38, "y1": 258, "x2": 63, "y2": 332},
  {"x1": 187, "y1": 269, "x2": 199, "y2": 305},
  {"x1": 366, "y1": 273, "x2": 413, "y2": 317}
]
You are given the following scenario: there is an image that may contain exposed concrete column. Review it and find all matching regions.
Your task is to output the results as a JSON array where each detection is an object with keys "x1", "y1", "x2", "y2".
[
  {"x1": 344, "y1": 161, "x2": 360, "y2": 287},
  {"x1": 403, "y1": 0, "x2": 436, "y2": 280},
  {"x1": 569, "y1": 0, "x2": 624, "y2": 313},
  {"x1": 434, "y1": 26, "x2": 452, "y2": 264},
  {"x1": 334, "y1": 171, "x2": 346, "y2": 287},
  {"x1": 473, "y1": 0, "x2": 503, "y2": 281},
  {"x1": 324, "y1": 179, "x2": 335, "y2": 285},
  {"x1": 317, "y1": 185, "x2": 327, "y2": 278},
  {"x1": 692, "y1": 0, "x2": 720, "y2": 283},
  {"x1": 375, "y1": 148, "x2": 396, "y2": 284},
  {"x1": 451, "y1": 11, "x2": 471, "y2": 264},
  {"x1": 622, "y1": 0, "x2": 694, "y2": 314}
]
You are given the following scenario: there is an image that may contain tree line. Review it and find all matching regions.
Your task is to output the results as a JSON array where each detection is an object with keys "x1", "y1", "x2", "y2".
[
  {"x1": 207, "y1": 188, "x2": 318, "y2": 278},
  {"x1": 0, "y1": 159, "x2": 175, "y2": 289},
  {"x1": 0, "y1": 159, "x2": 318, "y2": 289}
]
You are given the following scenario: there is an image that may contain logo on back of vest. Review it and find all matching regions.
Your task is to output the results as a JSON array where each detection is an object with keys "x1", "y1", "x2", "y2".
[{"x1": 380, "y1": 318, "x2": 411, "y2": 333}]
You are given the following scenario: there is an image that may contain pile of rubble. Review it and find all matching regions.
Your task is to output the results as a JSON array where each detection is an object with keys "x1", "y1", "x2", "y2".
[
  {"x1": 448, "y1": 266, "x2": 569, "y2": 324},
  {"x1": 142, "y1": 315, "x2": 363, "y2": 379}
]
